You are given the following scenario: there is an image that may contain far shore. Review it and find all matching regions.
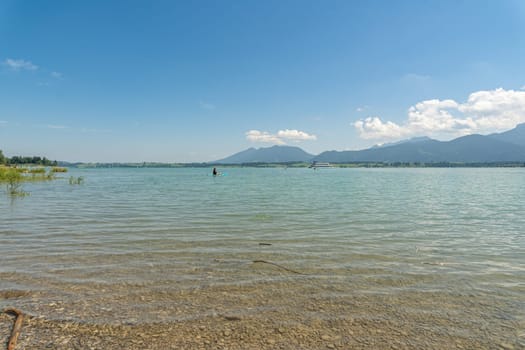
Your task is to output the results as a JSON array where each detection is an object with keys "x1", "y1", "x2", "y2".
[{"x1": 59, "y1": 161, "x2": 525, "y2": 169}]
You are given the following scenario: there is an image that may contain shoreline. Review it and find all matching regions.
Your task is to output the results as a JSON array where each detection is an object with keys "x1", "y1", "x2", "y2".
[
  {"x1": 1, "y1": 306, "x2": 520, "y2": 349},
  {"x1": 1, "y1": 312, "x2": 502, "y2": 350},
  {"x1": 1, "y1": 280, "x2": 522, "y2": 349},
  {"x1": 68, "y1": 162, "x2": 525, "y2": 169}
]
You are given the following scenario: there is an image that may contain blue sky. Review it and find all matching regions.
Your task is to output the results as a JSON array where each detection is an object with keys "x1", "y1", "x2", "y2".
[{"x1": 1, "y1": 0, "x2": 525, "y2": 162}]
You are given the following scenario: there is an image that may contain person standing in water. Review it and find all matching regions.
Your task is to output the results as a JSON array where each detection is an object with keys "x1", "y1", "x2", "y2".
[{"x1": 212, "y1": 167, "x2": 218, "y2": 176}]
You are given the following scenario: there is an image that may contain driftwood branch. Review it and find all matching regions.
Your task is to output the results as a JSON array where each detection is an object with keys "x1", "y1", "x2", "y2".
[
  {"x1": 252, "y1": 260, "x2": 305, "y2": 275},
  {"x1": 3, "y1": 308, "x2": 24, "y2": 350}
]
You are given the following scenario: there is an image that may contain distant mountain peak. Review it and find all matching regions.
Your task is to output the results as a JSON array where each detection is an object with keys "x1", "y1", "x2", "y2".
[
  {"x1": 214, "y1": 145, "x2": 314, "y2": 164},
  {"x1": 489, "y1": 122, "x2": 525, "y2": 147},
  {"x1": 373, "y1": 136, "x2": 433, "y2": 148}
]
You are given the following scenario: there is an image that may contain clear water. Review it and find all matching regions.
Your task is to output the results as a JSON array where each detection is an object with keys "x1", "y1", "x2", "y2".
[{"x1": 1, "y1": 168, "x2": 524, "y2": 342}]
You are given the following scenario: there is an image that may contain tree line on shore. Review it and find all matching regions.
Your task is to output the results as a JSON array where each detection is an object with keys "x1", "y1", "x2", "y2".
[
  {"x1": 0, "y1": 150, "x2": 72, "y2": 197},
  {"x1": 0, "y1": 150, "x2": 58, "y2": 166}
]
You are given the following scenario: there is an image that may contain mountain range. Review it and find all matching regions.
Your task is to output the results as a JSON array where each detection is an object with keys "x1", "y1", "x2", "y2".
[{"x1": 215, "y1": 123, "x2": 525, "y2": 164}]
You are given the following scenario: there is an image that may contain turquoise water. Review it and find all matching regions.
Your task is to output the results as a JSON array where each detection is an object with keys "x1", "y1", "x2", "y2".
[{"x1": 1, "y1": 167, "x2": 524, "y2": 344}]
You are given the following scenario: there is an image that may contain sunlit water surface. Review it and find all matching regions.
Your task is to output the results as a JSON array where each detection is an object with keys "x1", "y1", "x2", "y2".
[{"x1": 1, "y1": 168, "x2": 524, "y2": 345}]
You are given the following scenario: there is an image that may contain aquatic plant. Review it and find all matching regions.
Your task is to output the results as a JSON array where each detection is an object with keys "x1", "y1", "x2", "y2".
[
  {"x1": 69, "y1": 176, "x2": 84, "y2": 185},
  {"x1": 0, "y1": 166, "x2": 57, "y2": 196},
  {"x1": 26, "y1": 168, "x2": 56, "y2": 181},
  {"x1": 7, "y1": 181, "x2": 29, "y2": 197},
  {"x1": 0, "y1": 167, "x2": 29, "y2": 196},
  {"x1": 1, "y1": 166, "x2": 79, "y2": 197}
]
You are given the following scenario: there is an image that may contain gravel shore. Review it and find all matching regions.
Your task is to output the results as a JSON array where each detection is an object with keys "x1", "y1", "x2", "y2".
[
  {"x1": 1, "y1": 281, "x2": 522, "y2": 350},
  {"x1": 2, "y1": 311, "x2": 516, "y2": 350}
]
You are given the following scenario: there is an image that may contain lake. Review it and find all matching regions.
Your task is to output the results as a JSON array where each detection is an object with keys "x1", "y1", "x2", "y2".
[{"x1": 1, "y1": 167, "x2": 524, "y2": 348}]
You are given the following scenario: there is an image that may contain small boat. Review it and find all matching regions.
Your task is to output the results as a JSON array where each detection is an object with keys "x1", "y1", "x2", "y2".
[{"x1": 308, "y1": 161, "x2": 333, "y2": 169}]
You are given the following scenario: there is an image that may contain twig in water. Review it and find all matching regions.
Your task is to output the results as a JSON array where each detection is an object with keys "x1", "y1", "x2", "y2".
[
  {"x1": 252, "y1": 260, "x2": 305, "y2": 275},
  {"x1": 3, "y1": 307, "x2": 24, "y2": 350},
  {"x1": 220, "y1": 314, "x2": 242, "y2": 321},
  {"x1": 258, "y1": 243, "x2": 272, "y2": 246}
]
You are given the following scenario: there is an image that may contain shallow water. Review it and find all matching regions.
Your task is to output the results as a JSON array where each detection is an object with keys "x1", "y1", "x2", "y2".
[{"x1": 1, "y1": 167, "x2": 524, "y2": 346}]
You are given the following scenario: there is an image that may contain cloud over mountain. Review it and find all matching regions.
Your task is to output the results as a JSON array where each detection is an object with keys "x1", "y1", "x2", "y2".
[
  {"x1": 246, "y1": 129, "x2": 317, "y2": 144},
  {"x1": 355, "y1": 88, "x2": 525, "y2": 141}
]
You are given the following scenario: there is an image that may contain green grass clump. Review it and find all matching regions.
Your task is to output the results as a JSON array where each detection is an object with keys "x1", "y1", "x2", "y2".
[
  {"x1": 0, "y1": 167, "x2": 23, "y2": 182},
  {"x1": 52, "y1": 167, "x2": 68, "y2": 173},
  {"x1": 28, "y1": 167, "x2": 46, "y2": 174}
]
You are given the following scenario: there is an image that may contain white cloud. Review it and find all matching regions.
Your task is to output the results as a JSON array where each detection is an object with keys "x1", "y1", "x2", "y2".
[
  {"x1": 246, "y1": 130, "x2": 285, "y2": 144},
  {"x1": 356, "y1": 105, "x2": 373, "y2": 113},
  {"x1": 354, "y1": 117, "x2": 409, "y2": 140},
  {"x1": 354, "y1": 88, "x2": 525, "y2": 141},
  {"x1": 51, "y1": 71, "x2": 63, "y2": 79},
  {"x1": 4, "y1": 58, "x2": 38, "y2": 71},
  {"x1": 277, "y1": 129, "x2": 317, "y2": 141},
  {"x1": 246, "y1": 129, "x2": 317, "y2": 144}
]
